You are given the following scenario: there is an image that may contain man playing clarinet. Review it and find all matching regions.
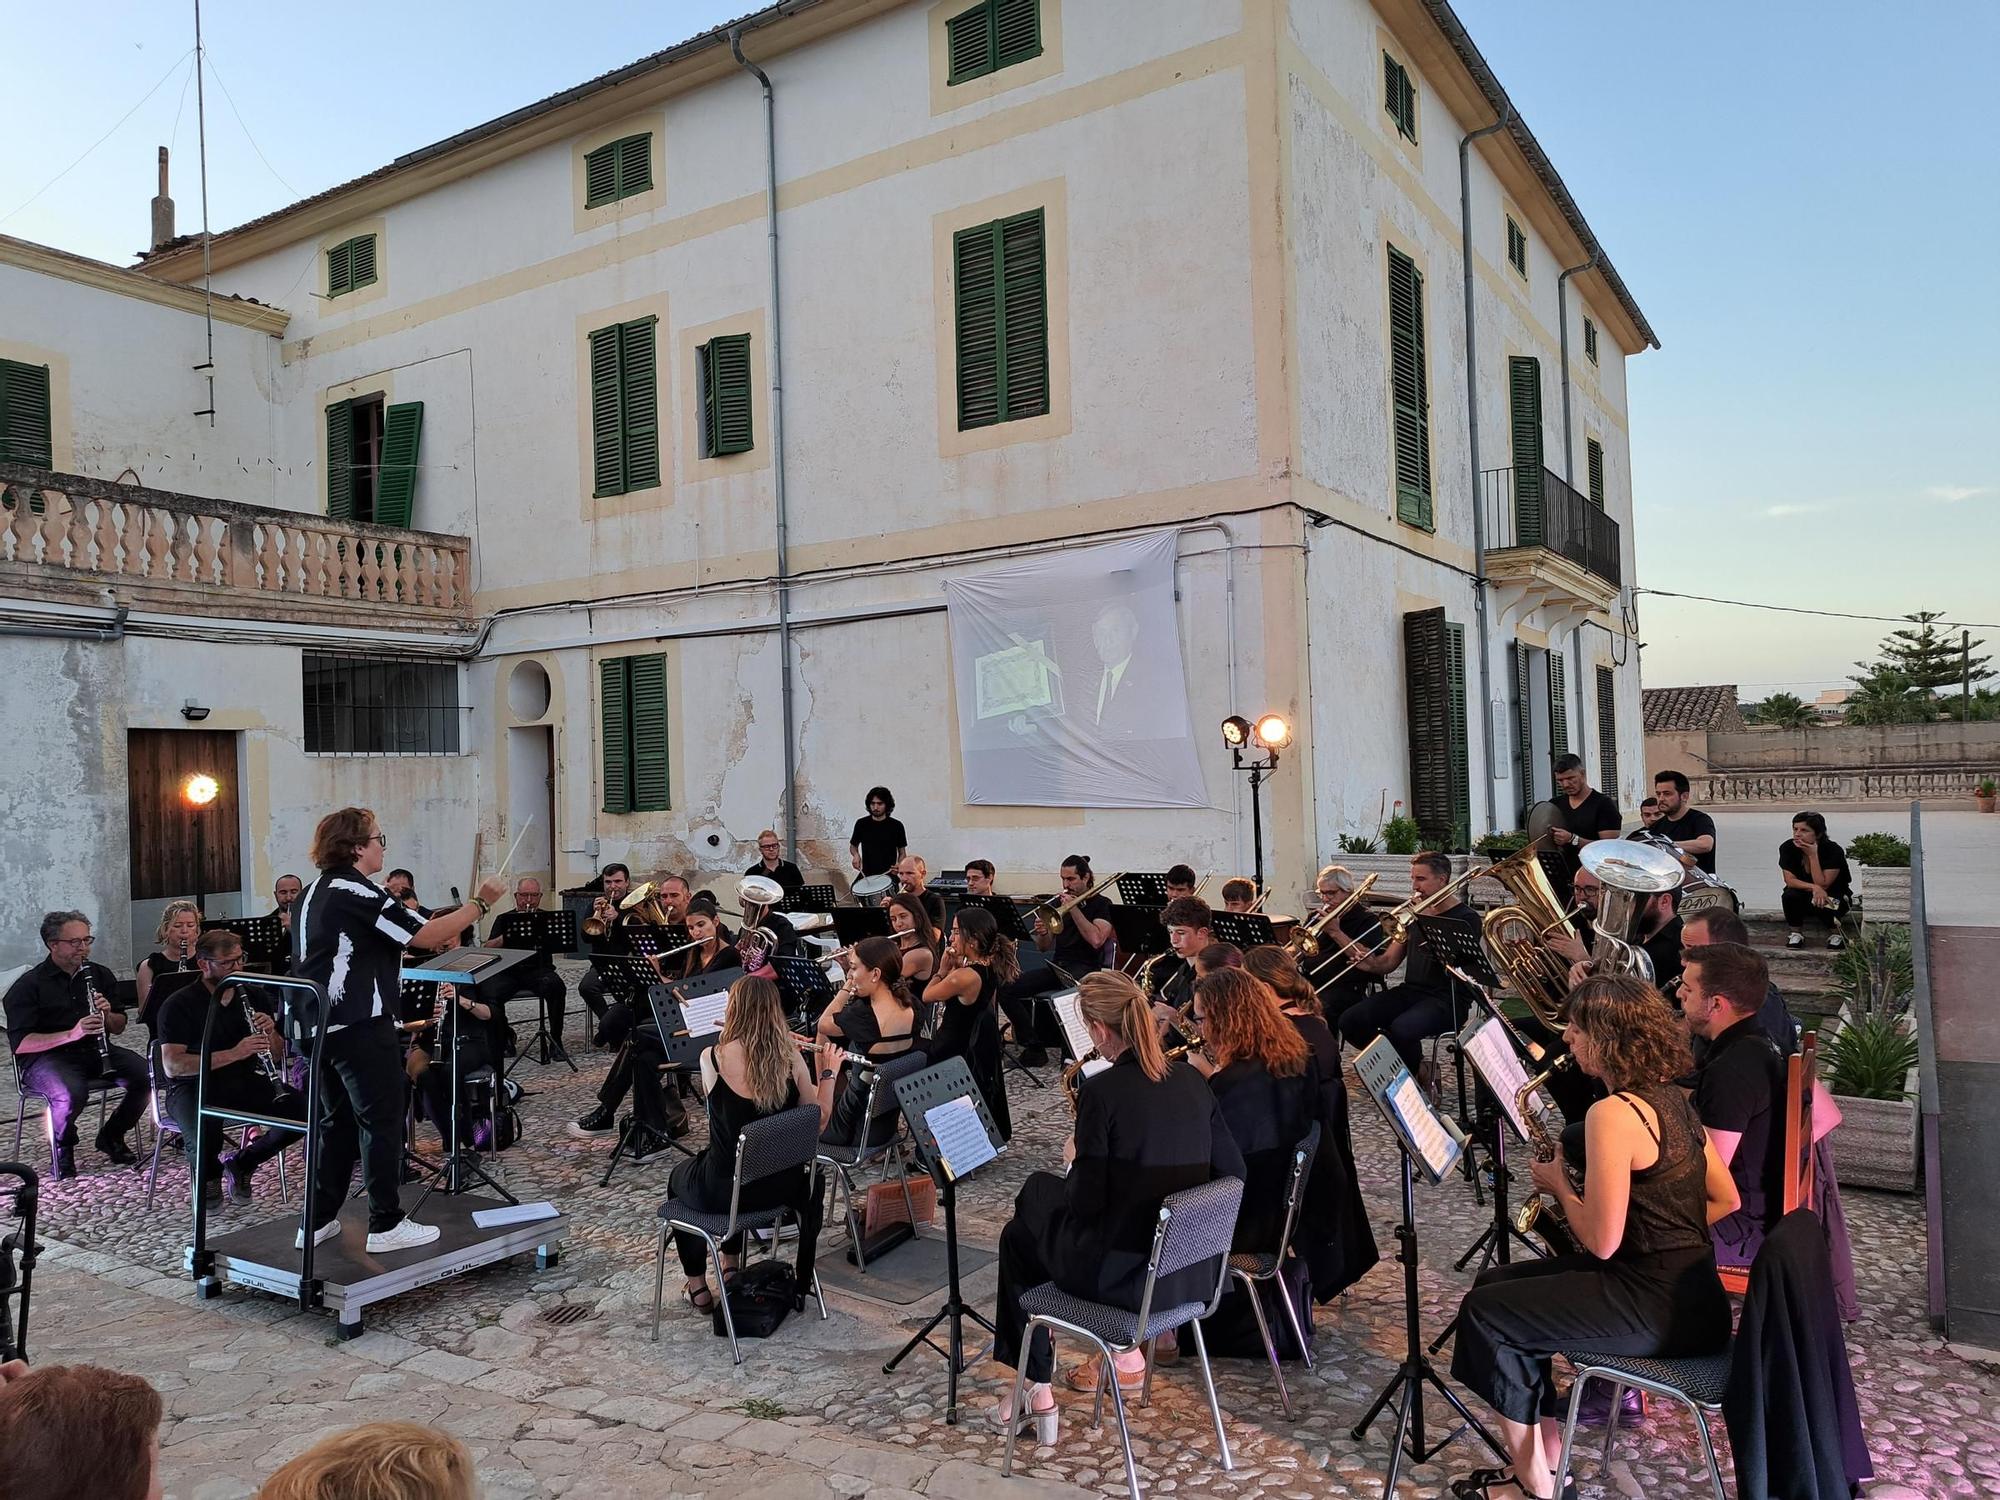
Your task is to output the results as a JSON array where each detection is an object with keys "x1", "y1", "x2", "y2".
[{"x1": 2, "y1": 911, "x2": 148, "y2": 1178}]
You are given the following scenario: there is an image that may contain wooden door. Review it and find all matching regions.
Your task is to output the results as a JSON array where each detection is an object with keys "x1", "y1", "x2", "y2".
[{"x1": 128, "y1": 729, "x2": 241, "y2": 902}]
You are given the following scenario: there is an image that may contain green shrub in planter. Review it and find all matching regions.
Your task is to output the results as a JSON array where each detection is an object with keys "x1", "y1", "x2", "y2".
[
  {"x1": 1824, "y1": 1014, "x2": 1918, "y2": 1101},
  {"x1": 1381, "y1": 816, "x2": 1421, "y2": 855},
  {"x1": 1474, "y1": 830, "x2": 1529, "y2": 858},
  {"x1": 1831, "y1": 925, "x2": 1913, "y2": 1015},
  {"x1": 1847, "y1": 832, "x2": 1911, "y2": 868},
  {"x1": 1337, "y1": 832, "x2": 1381, "y2": 855}
]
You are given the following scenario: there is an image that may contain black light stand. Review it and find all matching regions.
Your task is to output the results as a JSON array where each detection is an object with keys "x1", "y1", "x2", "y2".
[{"x1": 1229, "y1": 744, "x2": 1276, "y2": 894}]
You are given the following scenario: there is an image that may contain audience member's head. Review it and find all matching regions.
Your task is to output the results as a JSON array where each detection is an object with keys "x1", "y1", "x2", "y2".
[
  {"x1": 257, "y1": 1421, "x2": 476, "y2": 1500},
  {"x1": 0, "y1": 1362, "x2": 164, "y2": 1500}
]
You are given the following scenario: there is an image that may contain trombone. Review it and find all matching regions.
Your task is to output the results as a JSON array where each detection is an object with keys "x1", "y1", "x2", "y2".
[
  {"x1": 1312, "y1": 861, "x2": 1495, "y2": 992},
  {"x1": 1285, "y1": 872, "x2": 1380, "y2": 961},
  {"x1": 1024, "y1": 870, "x2": 1126, "y2": 937}
]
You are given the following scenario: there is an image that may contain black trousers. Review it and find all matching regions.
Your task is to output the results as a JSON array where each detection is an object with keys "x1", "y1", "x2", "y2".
[
  {"x1": 1337, "y1": 983, "x2": 1458, "y2": 1073},
  {"x1": 596, "y1": 1028, "x2": 688, "y2": 1133},
  {"x1": 997, "y1": 972, "x2": 1067, "y2": 1051},
  {"x1": 1782, "y1": 887, "x2": 1851, "y2": 932},
  {"x1": 414, "y1": 1032, "x2": 496, "y2": 1146},
  {"x1": 993, "y1": 1172, "x2": 1072, "y2": 1383},
  {"x1": 20, "y1": 1043, "x2": 149, "y2": 1148},
  {"x1": 166, "y1": 1069, "x2": 304, "y2": 1182},
  {"x1": 494, "y1": 966, "x2": 567, "y2": 1043},
  {"x1": 307, "y1": 1019, "x2": 408, "y2": 1234},
  {"x1": 1316, "y1": 979, "x2": 1379, "y2": 1035},
  {"x1": 1449, "y1": 1249, "x2": 1730, "y2": 1425},
  {"x1": 665, "y1": 1153, "x2": 825, "y2": 1277}
]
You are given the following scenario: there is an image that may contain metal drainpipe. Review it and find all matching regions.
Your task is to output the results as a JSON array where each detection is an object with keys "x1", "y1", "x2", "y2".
[
  {"x1": 1460, "y1": 108, "x2": 1511, "y2": 837},
  {"x1": 730, "y1": 28, "x2": 801, "y2": 862},
  {"x1": 1557, "y1": 251, "x2": 1598, "y2": 758}
]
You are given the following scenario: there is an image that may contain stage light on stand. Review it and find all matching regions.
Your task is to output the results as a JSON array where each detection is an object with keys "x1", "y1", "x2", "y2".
[
  {"x1": 1220, "y1": 715, "x2": 1252, "y2": 748},
  {"x1": 1254, "y1": 713, "x2": 1292, "y2": 751},
  {"x1": 182, "y1": 773, "x2": 219, "y2": 806},
  {"x1": 1222, "y1": 710, "x2": 1292, "y2": 895}
]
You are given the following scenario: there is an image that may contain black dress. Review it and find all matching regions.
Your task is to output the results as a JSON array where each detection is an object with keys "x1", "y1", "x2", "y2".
[
  {"x1": 1208, "y1": 1058, "x2": 1319, "y2": 1254},
  {"x1": 137, "y1": 950, "x2": 201, "y2": 1031},
  {"x1": 927, "y1": 962, "x2": 1011, "y2": 1142},
  {"x1": 666, "y1": 1072, "x2": 815, "y2": 1275},
  {"x1": 1287, "y1": 1011, "x2": 1379, "y2": 1298},
  {"x1": 1450, "y1": 1083, "x2": 1731, "y2": 1424},
  {"x1": 820, "y1": 994, "x2": 916, "y2": 1149}
]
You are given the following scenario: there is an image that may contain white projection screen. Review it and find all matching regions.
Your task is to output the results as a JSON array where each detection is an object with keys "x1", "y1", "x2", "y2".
[{"x1": 946, "y1": 532, "x2": 1208, "y2": 808}]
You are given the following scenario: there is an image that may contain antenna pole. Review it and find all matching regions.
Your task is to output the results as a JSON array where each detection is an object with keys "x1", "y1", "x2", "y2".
[{"x1": 192, "y1": 0, "x2": 217, "y2": 423}]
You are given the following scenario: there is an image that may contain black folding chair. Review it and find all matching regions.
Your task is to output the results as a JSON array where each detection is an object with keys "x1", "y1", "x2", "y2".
[
  {"x1": 1225, "y1": 1122, "x2": 1320, "y2": 1416},
  {"x1": 816, "y1": 1051, "x2": 928, "y2": 1272}
]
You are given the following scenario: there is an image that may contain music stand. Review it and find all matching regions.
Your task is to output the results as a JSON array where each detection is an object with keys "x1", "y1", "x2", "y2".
[
  {"x1": 774, "y1": 954, "x2": 837, "y2": 1028},
  {"x1": 202, "y1": 914, "x2": 286, "y2": 969},
  {"x1": 830, "y1": 908, "x2": 891, "y2": 945},
  {"x1": 625, "y1": 924, "x2": 691, "y2": 961},
  {"x1": 1209, "y1": 911, "x2": 1277, "y2": 949},
  {"x1": 1114, "y1": 873, "x2": 1170, "y2": 906},
  {"x1": 781, "y1": 883, "x2": 837, "y2": 914},
  {"x1": 1348, "y1": 1039, "x2": 1503, "y2": 1493},
  {"x1": 589, "y1": 953, "x2": 665, "y2": 1007},
  {"x1": 954, "y1": 893, "x2": 1034, "y2": 942},
  {"x1": 489, "y1": 909, "x2": 579, "y2": 1070},
  {"x1": 883, "y1": 1056, "x2": 1003, "y2": 1425},
  {"x1": 1437, "y1": 997, "x2": 1547, "y2": 1281},
  {"x1": 1106, "y1": 904, "x2": 1167, "y2": 966},
  {"x1": 1411, "y1": 915, "x2": 1495, "y2": 1143}
]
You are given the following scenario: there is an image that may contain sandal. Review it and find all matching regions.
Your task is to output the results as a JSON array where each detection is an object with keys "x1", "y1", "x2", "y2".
[
  {"x1": 1448, "y1": 1470, "x2": 1577, "y2": 1500},
  {"x1": 1062, "y1": 1354, "x2": 1146, "y2": 1394},
  {"x1": 684, "y1": 1280, "x2": 716, "y2": 1313}
]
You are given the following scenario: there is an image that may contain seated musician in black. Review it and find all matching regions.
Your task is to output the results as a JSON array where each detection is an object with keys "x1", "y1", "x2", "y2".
[
  {"x1": 923, "y1": 908, "x2": 1016, "y2": 1141},
  {"x1": 1448, "y1": 976, "x2": 1738, "y2": 1500},
  {"x1": 3, "y1": 910, "x2": 148, "y2": 1178},
  {"x1": 269, "y1": 872, "x2": 304, "y2": 973},
  {"x1": 1680, "y1": 942, "x2": 1787, "y2": 1274},
  {"x1": 1303, "y1": 863, "x2": 1385, "y2": 1030},
  {"x1": 567, "y1": 901, "x2": 712, "y2": 1152},
  {"x1": 1000, "y1": 855, "x2": 1114, "y2": 1066},
  {"x1": 136, "y1": 901, "x2": 204, "y2": 1032},
  {"x1": 1219, "y1": 877, "x2": 1257, "y2": 913},
  {"x1": 404, "y1": 931, "x2": 511, "y2": 1151},
  {"x1": 814, "y1": 935, "x2": 917, "y2": 1150},
  {"x1": 1337, "y1": 853, "x2": 1479, "y2": 1077},
  {"x1": 155, "y1": 930, "x2": 305, "y2": 1201},
  {"x1": 485, "y1": 877, "x2": 571, "y2": 1064},
  {"x1": 592, "y1": 873, "x2": 694, "y2": 1050},
  {"x1": 989, "y1": 970, "x2": 1244, "y2": 1441},
  {"x1": 667, "y1": 976, "x2": 824, "y2": 1315},
  {"x1": 1147, "y1": 895, "x2": 1214, "y2": 1019},
  {"x1": 1163, "y1": 864, "x2": 1199, "y2": 903},
  {"x1": 1192, "y1": 970, "x2": 1317, "y2": 1254},
  {"x1": 672, "y1": 905, "x2": 740, "y2": 982},
  {"x1": 894, "y1": 854, "x2": 949, "y2": 933}
]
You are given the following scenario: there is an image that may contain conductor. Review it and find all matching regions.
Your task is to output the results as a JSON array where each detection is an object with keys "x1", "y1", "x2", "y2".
[{"x1": 292, "y1": 807, "x2": 506, "y2": 1254}]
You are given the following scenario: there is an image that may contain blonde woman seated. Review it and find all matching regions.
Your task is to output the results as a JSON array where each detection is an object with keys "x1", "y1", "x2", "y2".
[
  {"x1": 667, "y1": 975, "x2": 824, "y2": 1315},
  {"x1": 1447, "y1": 975, "x2": 1739, "y2": 1500}
]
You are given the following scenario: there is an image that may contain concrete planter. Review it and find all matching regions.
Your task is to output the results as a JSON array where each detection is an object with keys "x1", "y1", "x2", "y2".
[
  {"x1": 1855, "y1": 864, "x2": 1912, "y2": 924},
  {"x1": 1831, "y1": 1065, "x2": 1921, "y2": 1193}
]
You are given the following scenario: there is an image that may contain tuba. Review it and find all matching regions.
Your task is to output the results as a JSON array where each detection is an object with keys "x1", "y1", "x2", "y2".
[
  {"x1": 1578, "y1": 840, "x2": 1686, "y2": 984},
  {"x1": 1480, "y1": 844, "x2": 1584, "y2": 1030}
]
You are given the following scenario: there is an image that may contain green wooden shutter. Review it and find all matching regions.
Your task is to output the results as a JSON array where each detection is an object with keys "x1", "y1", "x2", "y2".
[
  {"x1": 1387, "y1": 247, "x2": 1432, "y2": 528},
  {"x1": 1584, "y1": 318, "x2": 1599, "y2": 364},
  {"x1": 584, "y1": 142, "x2": 618, "y2": 207},
  {"x1": 1587, "y1": 438, "x2": 1605, "y2": 508},
  {"x1": 700, "y1": 334, "x2": 755, "y2": 457},
  {"x1": 1512, "y1": 640, "x2": 1532, "y2": 821},
  {"x1": 349, "y1": 235, "x2": 377, "y2": 290},
  {"x1": 1509, "y1": 356, "x2": 1543, "y2": 544},
  {"x1": 1548, "y1": 649, "x2": 1569, "y2": 759},
  {"x1": 325, "y1": 399, "x2": 354, "y2": 519},
  {"x1": 373, "y1": 401, "x2": 424, "y2": 529},
  {"x1": 589, "y1": 326, "x2": 624, "y2": 496},
  {"x1": 0, "y1": 360, "x2": 53, "y2": 467},
  {"x1": 326, "y1": 240, "x2": 351, "y2": 297},
  {"x1": 600, "y1": 657, "x2": 632, "y2": 814},
  {"x1": 1404, "y1": 608, "x2": 1455, "y2": 842},
  {"x1": 946, "y1": 4, "x2": 992, "y2": 84},
  {"x1": 1383, "y1": 54, "x2": 1415, "y2": 139},
  {"x1": 1445, "y1": 622, "x2": 1471, "y2": 841},
  {"x1": 953, "y1": 221, "x2": 1001, "y2": 428},
  {"x1": 994, "y1": 0, "x2": 1041, "y2": 68},
  {"x1": 628, "y1": 653, "x2": 670, "y2": 811},
  {"x1": 1507, "y1": 217, "x2": 1527, "y2": 275},
  {"x1": 1595, "y1": 664, "x2": 1618, "y2": 800},
  {"x1": 617, "y1": 134, "x2": 652, "y2": 198},
  {"x1": 619, "y1": 319, "x2": 660, "y2": 491},
  {"x1": 999, "y1": 210, "x2": 1049, "y2": 421}
]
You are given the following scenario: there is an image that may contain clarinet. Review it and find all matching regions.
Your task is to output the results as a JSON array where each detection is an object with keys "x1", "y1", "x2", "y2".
[{"x1": 82, "y1": 974, "x2": 113, "y2": 1068}]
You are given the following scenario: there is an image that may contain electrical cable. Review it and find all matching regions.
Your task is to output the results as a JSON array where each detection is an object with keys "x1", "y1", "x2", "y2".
[
  {"x1": 0, "y1": 49, "x2": 196, "y2": 226},
  {"x1": 201, "y1": 51, "x2": 301, "y2": 198},
  {"x1": 1635, "y1": 587, "x2": 1998, "y2": 632}
]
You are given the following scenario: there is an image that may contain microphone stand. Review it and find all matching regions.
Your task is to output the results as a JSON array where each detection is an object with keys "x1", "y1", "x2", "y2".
[{"x1": 412, "y1": 985, "x2": 514, "y2": 1211}]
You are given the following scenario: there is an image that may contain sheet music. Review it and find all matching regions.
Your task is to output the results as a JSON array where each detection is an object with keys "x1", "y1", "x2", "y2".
[
  {"x1": 924, "y1": 1096, "x2": 998, "y2": 1181},
  {"x1": 1080, "y1": 1057, "x2": 1112, "y2": 1082},
  {"x1": 1462, "y1": 1018, "x2": 1533, "y2": 1141},
  {"x1": 1048, "y1": 990, "x2": 1089, "y2": 1061},
  {"x1": 1389, "y1": 1074, "x2": 1461, "y2": 1181},
  {"x1": 471, "y1": 1201, "x2": 559, "y2": 1229},
  {"x1": 681, "y1": 989, "x2": 731, "y2": 1038}
]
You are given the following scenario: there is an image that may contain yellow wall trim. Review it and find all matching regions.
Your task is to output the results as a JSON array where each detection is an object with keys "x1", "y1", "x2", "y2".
[{"x1": 0, "y1": 235, "x2": 289, "y2": 335}]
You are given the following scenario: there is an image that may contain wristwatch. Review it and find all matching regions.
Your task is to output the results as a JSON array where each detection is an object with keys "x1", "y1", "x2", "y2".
[{"x1": 819, "y1": 1067, "x2": 836, "y2": 1083}]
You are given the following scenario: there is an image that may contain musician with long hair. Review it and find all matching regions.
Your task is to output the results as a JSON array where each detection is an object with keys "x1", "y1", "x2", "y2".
[
  {"x1": 883, "y1": 893, "x2": 940, "y2": 995},
  {"x1": 988, "y1": 971, "x2": 1245, "y2": 1442},
  {"x1": 1193, "y1": 970, "x2": 1316, "y2": 1254},
  {"x1": 670, "y1": 905, "x2": 739, "y2": 981},
  {"x1": 136, "y1": 900, "x2": 204, "y2": 1030},
  {"x1": 1446, "y1": 975, "x2": 1738, "y2": 1500},
  {"x1": 815, "y1": 935, "x2": 917, "y2": 1150},
  {"x1": 923, "y1": 907, "x2": 1016, "y2": 1140},
  {"x1": 664, "y1": 976, "x2": 823, "y2": 1315}
]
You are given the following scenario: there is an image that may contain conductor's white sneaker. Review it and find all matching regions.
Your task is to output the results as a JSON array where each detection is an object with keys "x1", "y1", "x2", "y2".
[
  {"x1": 294, "y1": 1219, "x2": 342, "y2": 1250},
  {"x1": 365, "y1": 1218, "x2": 442, "y2": 1254}
]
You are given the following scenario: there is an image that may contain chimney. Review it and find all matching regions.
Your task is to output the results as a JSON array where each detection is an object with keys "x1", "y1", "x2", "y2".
[{"x1": 150, "y1": 147, "x2": 175, "y2": 251}]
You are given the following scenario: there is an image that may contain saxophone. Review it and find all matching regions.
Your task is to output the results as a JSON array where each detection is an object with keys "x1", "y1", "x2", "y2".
[{"x1": 1511, "y1": 1054, "x2": 1580, "y2": 1254}]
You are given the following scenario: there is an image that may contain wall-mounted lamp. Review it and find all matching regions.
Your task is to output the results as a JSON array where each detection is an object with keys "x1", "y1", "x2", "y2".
[{"x1": 180, "y1": 699, "x2": 210, "y2": 722}]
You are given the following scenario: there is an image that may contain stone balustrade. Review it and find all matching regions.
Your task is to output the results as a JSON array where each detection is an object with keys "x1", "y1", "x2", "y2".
[
  {"x1": 0, "y1": 465, "x2": 470, "y2": 619},
  {"x1": 1693, "y1": 769, "x2": 1993, "y2": 804}
]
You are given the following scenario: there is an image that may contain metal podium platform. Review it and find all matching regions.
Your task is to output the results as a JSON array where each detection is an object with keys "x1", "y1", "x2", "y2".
[{"x1": 191, "y1": 1186, "x2": 567, "y2": 1339}]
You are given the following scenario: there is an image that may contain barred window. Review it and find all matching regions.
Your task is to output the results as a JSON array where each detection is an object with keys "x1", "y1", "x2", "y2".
[{"x1": 303, "y1": 654, "x2": 463, "y2": 755}]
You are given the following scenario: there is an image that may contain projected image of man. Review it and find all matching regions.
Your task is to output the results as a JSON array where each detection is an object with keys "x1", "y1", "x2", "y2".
[{"x1": 1087, "y1": 602, "x2": 1151, "y2": 738}]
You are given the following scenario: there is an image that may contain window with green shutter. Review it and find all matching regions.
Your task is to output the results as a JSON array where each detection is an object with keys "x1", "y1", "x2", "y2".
[
  {"x1": 1586, "y1": 438, "x2": 1605, "y2": 509},
  {"x1": 1405, "y1": 608, "x2": 1469, "y2": 846},
  {"x1": 1595, "y1": 663, "x2": 1618, "y2": 799},
  {"x1": 326, "y1": 234, "x2": 377, "y2": 299},
  {"x1": 1583, "y1": 316, "x2": 1600, "y2": 365},
  {"x1": 1386, "y1": 246, "x2": 1432, "y2": 529},
  {"x1": 1506, "y1": 216, "x2": 1528, "y2": 277},
  {"x1": 600, "y1": 653, "x2": 669, "y2": 814},
  {"x1": 953, "y1": 208, "x2": 1049, "y2": 431},
  {"x1": 325, "y1": 395, "x2": 389, "y2": 522},
  {"x1": 588, "y1": 317, "x2": 661, "y2": 497},
  {"x1": 0, "y1": 359, "x2": 53, "y2": 468},
  {"x1": 1548, "y1": 649, "x2": 1569, "y2": 760},
  {"x1": 697, "y1": 333, "x2": 754, "y2": 457},
  {"x1": 1509, "y1": 356, "x2": 1544, "y2": 545},
  {"x1": 584, "y1": 133, "x2": 653, "y2": 209},
  {"x1": 946, "y1": 0, "x2": 1041, "y2": 85},
  {"x1": 373, "y1": 402, "x2": 425, "y2": 528},
  {"x1": 1382, "y1": 52, "x2": 1417, "y2": 141}
]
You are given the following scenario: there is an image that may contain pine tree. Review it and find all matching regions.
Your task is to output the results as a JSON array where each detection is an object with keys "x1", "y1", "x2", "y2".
[{"x1": 1863, "y1": 611, "x2": 1991, "y2": 694}]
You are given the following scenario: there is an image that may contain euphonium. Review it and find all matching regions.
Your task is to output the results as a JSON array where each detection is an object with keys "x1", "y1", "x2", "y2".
[
  {"x1": 1479, "y1": 843, "x2": 1583, "y2": 1030},
  {"x1": 1511, "y1": 1054, "x2": 1580, "y2": 1253},
  {"x1": 1578, "y1": 839, "x2": 1687, "y2": 984}
]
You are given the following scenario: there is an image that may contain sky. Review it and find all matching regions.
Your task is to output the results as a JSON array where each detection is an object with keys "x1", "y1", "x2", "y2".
[{"x1": 4, "y1": 1, "x2": 1995, "y2": 704}]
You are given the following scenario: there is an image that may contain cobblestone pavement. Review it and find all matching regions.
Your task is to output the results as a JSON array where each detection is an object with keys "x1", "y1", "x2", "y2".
[{"x1": 16, "y1": 965, "x2": 1986, "y2": 1497}]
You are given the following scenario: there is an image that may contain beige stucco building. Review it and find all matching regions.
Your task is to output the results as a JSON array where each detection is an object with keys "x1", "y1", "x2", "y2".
[{"x1": 0, "y1": 0, "x2": 1653, "y2": 968}]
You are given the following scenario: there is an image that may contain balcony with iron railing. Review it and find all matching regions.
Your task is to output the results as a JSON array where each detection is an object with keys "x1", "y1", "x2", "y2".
[
  {"x1": 1480, "y1": 464, "x2": 1622, "y2": 591},
  {"x1": 0, "y1": 464, "x2": 472, "y2": 627}
]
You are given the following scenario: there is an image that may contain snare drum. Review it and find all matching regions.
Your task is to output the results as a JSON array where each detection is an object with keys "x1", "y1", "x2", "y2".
[{"x1": 852, "y1": 873, "x2": 894, "y2": 907}]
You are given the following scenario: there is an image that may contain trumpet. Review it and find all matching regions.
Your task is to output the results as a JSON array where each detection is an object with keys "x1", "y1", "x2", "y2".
[
  {"x1": 1027, "y1": 870, "x2": 1126, "y2": 936},
  {"x1": 1511, "y1": 1054, "x2": 1580, "y2": 1253},
  {"x1": 1287, "y1": 873, "x2": 1380, "y2": 961}
]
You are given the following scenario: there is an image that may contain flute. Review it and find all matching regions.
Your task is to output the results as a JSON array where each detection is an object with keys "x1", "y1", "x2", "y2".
[{"x1": 792, "y1": 1034, "x2": 874, "y2": 1069}]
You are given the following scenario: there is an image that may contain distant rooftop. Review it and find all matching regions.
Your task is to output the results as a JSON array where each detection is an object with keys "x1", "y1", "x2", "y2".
[{"x1": 1643, "y1": 684, "x2": 1745, "y2": 734}]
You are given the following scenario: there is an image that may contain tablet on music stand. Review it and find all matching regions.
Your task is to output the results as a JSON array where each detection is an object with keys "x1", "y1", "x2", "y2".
[
  {"x1": 954, "y1": 894, "x2": 1033, "y2": 941},
  {"x1": 830, "y1": 908, "x2": 891, "y2": 945},
  {"x1": 1209, "y1": 911, "x2": 1277, "y2": 949},
  {"x1": 1114, "y1": 873, "x2": 1171, "y2": 907}
]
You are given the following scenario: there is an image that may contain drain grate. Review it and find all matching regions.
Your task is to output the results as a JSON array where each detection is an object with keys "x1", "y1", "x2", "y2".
[{"x1": 537, "y1": 1304, "x2": 596, "y2": 1327}]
